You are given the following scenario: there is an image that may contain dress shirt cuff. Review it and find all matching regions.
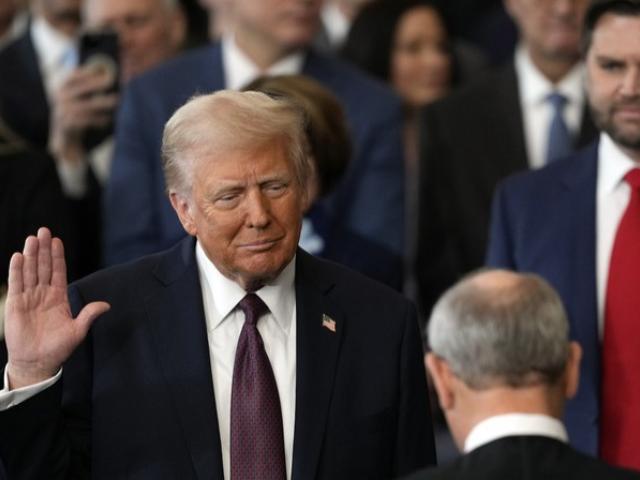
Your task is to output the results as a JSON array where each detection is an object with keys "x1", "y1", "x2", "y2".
[
  {"x1": 56, "y1": 160, "x2": 89, "y2": 198},
  {"x1": 0, "y1": 366, "x2": 62, "y2": 410}
]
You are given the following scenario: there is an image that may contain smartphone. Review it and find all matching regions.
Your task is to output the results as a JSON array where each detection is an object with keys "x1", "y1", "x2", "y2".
[
  {"x1": 79, "y1": 30, "x2": 120, "y2": 93},
  {"x1": 78, "y1": 30, "x2": 119, "y2": 148}
]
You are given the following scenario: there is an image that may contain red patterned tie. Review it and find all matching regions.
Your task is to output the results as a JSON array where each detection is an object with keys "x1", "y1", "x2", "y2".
[
  {"x1": 601, "y1": 168, "x2": 640, "y2": 470},
  {"x1": 230, "y1": 294, "x2": 286, "y2": 480}
]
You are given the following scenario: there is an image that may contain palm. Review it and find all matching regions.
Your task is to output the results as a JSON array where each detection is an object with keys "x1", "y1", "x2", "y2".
[{"x1": 4, "y1": 228, "x2": 109, "y2": 388}]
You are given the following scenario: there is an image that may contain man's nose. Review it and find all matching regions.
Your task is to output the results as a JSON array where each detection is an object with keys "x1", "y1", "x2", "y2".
[
  {"x1": 620, "y1": 66, "x2": 640, "y2": 98},
  {"x1": 245, "y1": 190, "x2": 271, "y2": 228}
]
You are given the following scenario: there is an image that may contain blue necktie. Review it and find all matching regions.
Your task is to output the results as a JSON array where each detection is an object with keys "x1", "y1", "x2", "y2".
[{"x1": 545, "y1": 92, "x2": 573, "y2": 164}]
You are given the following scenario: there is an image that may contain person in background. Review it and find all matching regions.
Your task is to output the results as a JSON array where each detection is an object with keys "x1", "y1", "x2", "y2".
[
  {"x1": 0, "y1": 0, "x2": 83, "y2": 150},
  {"x1": 487, "y1": 0, "x2": 640, "y2": 468},
  {"x1": 406, "y1": 269, "x2": 640, "y2": 480},
  {"x1": 415, "y1": 0, "x2": 596, "y2": 319},
  {"x1": 48, "y1": 0, "x2": 186, "y2": 275},
  {"x1": 341, "y1": 0, "x2": 454, "y2": 296},
  {"x1": 247, "y1": 74, "x2": 403, "y2": 290}
]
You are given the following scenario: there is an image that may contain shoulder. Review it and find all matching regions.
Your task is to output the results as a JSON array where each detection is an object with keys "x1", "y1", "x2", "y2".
[
  {"x1": 297, "y1": 250, "x2": 411, "y2": 313},
  {"x1": 497, "y1": 143, "x2": 598, "y2": 201}
]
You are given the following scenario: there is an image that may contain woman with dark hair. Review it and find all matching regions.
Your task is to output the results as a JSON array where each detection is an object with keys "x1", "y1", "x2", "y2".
[{"x1": 342, "y1": 0, "x2": 455, "y2": 109}]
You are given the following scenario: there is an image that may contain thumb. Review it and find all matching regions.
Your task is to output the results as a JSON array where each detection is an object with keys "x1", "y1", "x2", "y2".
[{"x1": 74, "y1": 301, "x2": 110, "y2": 340}]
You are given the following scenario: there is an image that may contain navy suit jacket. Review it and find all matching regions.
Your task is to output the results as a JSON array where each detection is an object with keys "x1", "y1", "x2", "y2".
[
  {"x1": 104, "y1": 43, "x2": 405, "y2": 265},
  {"x1": 0, "y1": 27, "x2": 50, "y2": 150},
  {"x1": 0, "y1": 239, "x2": 435, "y2": 479},
  {"x1": 486, "y1": 142, "x2": 601, "y2": 456}
]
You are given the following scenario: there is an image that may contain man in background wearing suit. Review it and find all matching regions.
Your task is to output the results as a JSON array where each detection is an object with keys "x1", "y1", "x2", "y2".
[
  {"x1": 415, "y1": 0, "x2": 596, "y2": 316},
  {"x1": 487, "y1": 0, "x2": 640, "y2": 469},
  {"x1": 406, "y1": 269, "x2": 640, "y2": 480},
  {"x1": 105, "y1": 0, "x2": 405, "y2": 268},
  {"x1": 0, "y1": 90, "x2": 435, "y2": 479}
]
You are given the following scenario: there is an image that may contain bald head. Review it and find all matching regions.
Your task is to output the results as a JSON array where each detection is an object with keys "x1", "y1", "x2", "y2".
[{"x1": 428, "y1": 269, "x2": 571, "y2": 389}]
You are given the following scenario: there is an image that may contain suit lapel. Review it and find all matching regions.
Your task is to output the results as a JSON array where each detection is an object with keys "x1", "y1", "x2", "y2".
[
  {"x1": 292, "y1": 251, "x2": 344, "y2": 480},
  {"x1": 145, "y1": 238, "x2": 224, "y2": 480}
]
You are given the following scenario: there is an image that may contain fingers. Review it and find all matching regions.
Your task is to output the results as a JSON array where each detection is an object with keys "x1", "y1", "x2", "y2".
[
  {"x1": 50, "y1": 236, "x2": 68, "y2": 289},
  {"x1": 22, "y1": 235, "x2": 38, "y2": 288},
  {"x1": 36, "y1": 227, "x2": 53, "y2": 285},
  {"x1": 74, "y1": 301, "x2": 110, "y2": 341},
  {"x1": 7, "y1": 253, "x2": 24, "y2": 296}
]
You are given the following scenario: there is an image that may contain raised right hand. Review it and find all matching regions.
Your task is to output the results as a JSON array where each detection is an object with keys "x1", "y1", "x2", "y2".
[{"x1": 4, "y1": 227, "x2": 110, "y2": 389}]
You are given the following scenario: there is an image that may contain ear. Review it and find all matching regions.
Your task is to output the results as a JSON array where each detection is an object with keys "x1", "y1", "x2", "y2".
[
  {"x1": 502, "y1": 0, "x2": 518, "y2": 20},
  {"x1": 563, "y1": 341, "x2": 582, "y2": 400},
  {"x1": 169, "y1": 191, "x2": 197, "y2": 236},
  {"x1": 425, "y1": 353, "x2": 456, "y2": 411}
]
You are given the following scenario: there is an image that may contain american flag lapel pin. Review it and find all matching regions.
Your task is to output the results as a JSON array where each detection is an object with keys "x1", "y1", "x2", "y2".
[{"x1": 322, "y1": 314, "x2": 336, "y2": 333}]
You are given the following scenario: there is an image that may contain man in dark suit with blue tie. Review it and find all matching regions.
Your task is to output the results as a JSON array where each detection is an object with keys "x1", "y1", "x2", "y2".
[
  {"x1": 104, "y1": 0, "x2": 405, "y2": 268},
  {"x1": 0, "y1": 90, "x2": 435, "y2": 479},
  {"x1": 487, "y1": 0, "x2": 640, "y2": 469}
]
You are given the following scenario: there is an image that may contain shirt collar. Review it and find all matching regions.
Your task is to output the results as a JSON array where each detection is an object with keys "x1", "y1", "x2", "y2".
[
  {"x1": 321, "y1": 3, "x2": 350, "y2": 47},
  {"x1": 515, "y1": 45, "x2": 584, "y2": 107},
  {"x1": 30, "y1": 15, "x2": 76, "y2": 74},
  {"x1": 195, "y1": 241, "x2": 296, "y2": 334},
  {"x1": 598, "y1": 132, "x2": 640, "y2": 195},
  {"x1": 464, "y1": 413, "x2": 568, "y2": 453},
  {"x1": 221, "y1": 34, "x2": 306, "y2": 91}
]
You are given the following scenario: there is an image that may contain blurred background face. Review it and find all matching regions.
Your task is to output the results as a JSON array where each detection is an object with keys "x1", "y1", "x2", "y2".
[
  {"x1": 85, "y1": 0, "x2": 185, "y2": 83},
  {"x1": 35, "y1": 0, "x2": 82, "y2": 36},
  {"x1": 233, "y1": 0, "x2": 322, "y2": 52},
  {"x1": 391, "y1": 5, "x2": 451, "y2": 108},
  {"x1": 505, "y1": 0, "x2": 588, "y2": 63}
]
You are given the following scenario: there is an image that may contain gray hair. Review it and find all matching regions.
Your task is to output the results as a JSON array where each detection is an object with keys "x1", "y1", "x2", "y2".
[
  {"x1": 428, "y1": 269, "x2": 570, "y2": 389},
  {"x1": 161, "y1": 90, "x2": 312, "y2": 196}
]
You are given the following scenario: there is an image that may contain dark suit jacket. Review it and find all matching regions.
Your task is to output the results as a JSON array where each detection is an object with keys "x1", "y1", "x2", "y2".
[
  {"x1": 415, "y1": 63, "x2": 597, "y2": 315},
  {"x1": 0, "y1": 27, "x2": 50, "y2": 150},
  {"x1": 104, "y1": 43, "x2": 406, "y2": 265},
  {"x1": 404, "y1": 436, "x2": 640, "y2": 479},
  {"x1": 485, "y1": 142, "x2": 602, "y2": 455},
  {"x1": 0, "y1": 238, "x2": 436, "y2": 479}
]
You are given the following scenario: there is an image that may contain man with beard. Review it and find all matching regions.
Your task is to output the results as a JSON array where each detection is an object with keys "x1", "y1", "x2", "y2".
[{"x1": 487, "y1": 0, "x2": 640, "y2": 470}]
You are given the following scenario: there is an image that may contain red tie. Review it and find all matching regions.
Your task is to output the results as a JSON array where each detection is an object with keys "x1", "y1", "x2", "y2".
[
  {"x1": 230, "y1": 294, "x2": 286, "y2": 480},
  {"x1": 601, "y1": 168, "x2": 640, "y2": 469}
]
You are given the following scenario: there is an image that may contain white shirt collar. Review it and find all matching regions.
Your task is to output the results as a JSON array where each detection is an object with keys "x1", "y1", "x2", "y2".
[
  {"x1": 464, "y1": 413, "x2": 568, "y2": 453},
  {"x1": 221, "y1": 34, "x2": 305, "y2": 91},
  {"x1": 515, "y1": 45, "x2": 584, "y2": 108},
  {"x1": 321, "y1": 3, "x2": 350, "y2": 48},
  {"x1": 598, "y1": 133, "x2": 640, "y2": 195},
  {"x1": 30, "y1": 15, "x2": 76, "y2": 74},
  {"x1": 195, "y1": 241, "x2": 296, "y2": 334}
]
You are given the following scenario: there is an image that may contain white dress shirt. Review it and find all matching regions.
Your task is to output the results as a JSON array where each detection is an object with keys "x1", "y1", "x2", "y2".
[
  {"x1": 1, "y1": 242, "x2": 298, "y2": 480},
  {"x1": 596, "y1": 133, "x2": 639, "y2": 338},
  {"x1": 464, "y1": 413, "x2": 569, "y2": 453},
  {"x1": 30, "y1": 16, "x2": 76, "y2": 101},
  {"x1": 222, "y1": 35, "x2": 305, "y2": 91},
  {"x1": 515, "y1": 46, "x2": 585, "y2": 169},
  {"x1": 196, "y1": 242, "x2": 297, "y2": 480},
  {"x1": 321, "y1": 3, "x2": 350, "y2": 49}
]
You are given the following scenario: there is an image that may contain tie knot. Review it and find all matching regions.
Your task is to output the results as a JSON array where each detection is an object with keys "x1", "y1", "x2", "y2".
[
  {"x1": 238, "y1": 293, "x2": 269, "y2": 326},
  {"x1": 547, "y1": 92, "x2": 568, "y2": 111},
  {"x1": 625, "y1": 168, "x2": 640, "y2": 190}
]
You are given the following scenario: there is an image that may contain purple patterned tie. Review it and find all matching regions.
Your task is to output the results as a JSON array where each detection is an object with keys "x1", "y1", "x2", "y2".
[{"x1": 230, "y1": 294, "x2": 286, "y2": 480}]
